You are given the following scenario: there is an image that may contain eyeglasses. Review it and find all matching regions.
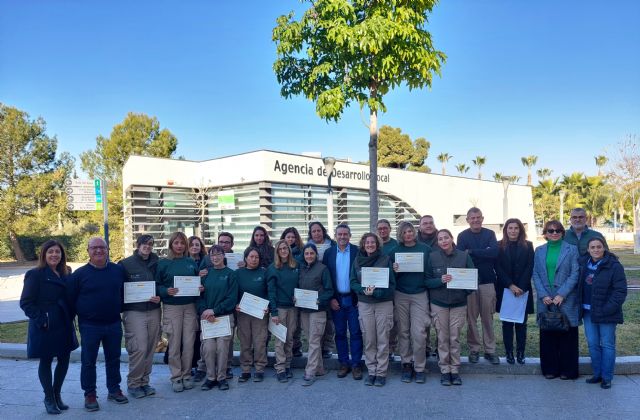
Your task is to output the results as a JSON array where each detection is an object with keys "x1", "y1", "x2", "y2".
[
  {"x1": 546, "y1": 229, "x2": 562, "y2": 234},
  {"x1": 210, "y1": 253, "x2": 224, "y2": 257},
  {"x1": 89, "y1": 246, "x2": 107, "y2": 250},
  {"x1": 218, "y1": 240, "x2": 231, "y2": 244},
  {"x1": 571, "y1": 215, "x2": 586, "y2": 219}
]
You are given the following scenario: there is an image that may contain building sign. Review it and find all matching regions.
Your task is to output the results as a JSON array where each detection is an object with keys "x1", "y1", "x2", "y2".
[
  {"x1": 272, "y1": 159, "x2": 390, "y2": 182},
  {"x1": 219, "y1": 190, "x2": 235, "y2": 210},
  {"x1": 65, "y1": 179, "x2": 103, "y2": 211}
]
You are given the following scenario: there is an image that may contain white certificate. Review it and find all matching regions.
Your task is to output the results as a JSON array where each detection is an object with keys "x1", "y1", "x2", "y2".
[
  {"x1": 500, "y1": 289, "x2": 529, "y2": 323},
  {"x1": 316, "y1": 243, "x2": 330, "y2": 261},
  {"x1": 201, "y1": 316, "x2": 231, "y2": 339},
  {"x1": 268, "y1": 317, "x2": 288, "y2": 343},
  {"x1": 225, "y1": 253, "x2": 243, "y2": 270},
  {"x1": 395, "y1": 252, "x2": 424, "y2": 273},
  {"x1": 239, "y1": 292, "x2": 269, "y2": 319},
  {"x1": 173, "y1": 276, "x2": 201, "y2": 297},
  {"x1": 124, "y1": 281, "x2": 155, "y2": 303},
  {"x1": 294, "y1": 288, "x2": 318, "y2": 310},
  {"x1": 446, "y1": 268, "x2": 478, "y2": 290},
  {"x1": 362, "y1": 267, "x2": 389, "y2": 288}
]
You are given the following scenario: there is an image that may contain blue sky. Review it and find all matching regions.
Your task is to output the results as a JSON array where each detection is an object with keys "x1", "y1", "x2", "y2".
[{"x1": 1, "y1": 0, "x2": 638, "y2": 183}]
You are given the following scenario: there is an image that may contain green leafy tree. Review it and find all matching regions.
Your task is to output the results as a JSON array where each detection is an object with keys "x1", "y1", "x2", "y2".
[
  {"x1": 594, "y1": 155, "x2": 608, "y2": 177},
  {"x1": 521, "y1": 155, "x2": 538, "y2": 185},
  {"x1": 533, "y1": 178, "x2": 561, "y2": 225},
  {"x1": 80, "y1": 113, "x2": 178, "y2": 259},
  {"x1": 492, "y1": 172, "x2": 503, "y2": 182},
  {"x1": 0, "y1": 104, "x2": 73, "y2": 261},
  {"x1": 472, "y1": 156, "x2": 486, "y2": 180},
  {"x1": 455, "y1": 163, "x2": 470, "y2": 175},
  {"x1": 273, "y1": 0, "x2": 446, "y2": 229},
  {"x1": 437, "y1": 152, "x2": 452, "y2": 175},
  {"x1": 536, "y1": 167, "x2": 552, "y2": 181},
  {"x1": 377, "y1": 125, "x2": 430, "y2": 171}
]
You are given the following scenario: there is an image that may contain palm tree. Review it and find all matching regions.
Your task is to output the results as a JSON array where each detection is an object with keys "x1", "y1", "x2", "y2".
[
  {"x1": 521, "y1": 155, "x2": 538, "y2": 185},
  {"x1": 437, "y1": 152, "x2": 452, "y2": 175},
  {"x1": 455, "y1": 163, "x2": 470, "y2": 175},
  {"x1": 594, "y1": 155, "x2": 608, "y2": 176},
  {"x1": 493, "y1": 172, "x2": 504, "y2": 182},
  {"x1": 536, "y1": 167, "x2": 552, "y2": 181},
  {"x1": 471, "y1": 156, "x2": 486, "y2": 180}
]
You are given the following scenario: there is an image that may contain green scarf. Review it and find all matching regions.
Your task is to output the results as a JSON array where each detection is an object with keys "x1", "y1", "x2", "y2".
[{"x1": 355, "y1": 249, "x2": 381, "y2": 269}]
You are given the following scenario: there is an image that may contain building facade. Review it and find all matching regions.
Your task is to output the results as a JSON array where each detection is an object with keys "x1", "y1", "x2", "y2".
[{"x1": 122, "y1": 150, "x2": 536, "y2": 256}]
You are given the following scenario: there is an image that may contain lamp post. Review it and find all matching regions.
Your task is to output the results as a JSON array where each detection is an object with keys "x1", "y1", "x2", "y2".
[
  {"x1": 323, "y1": 157, "x2": 337, "y2": 234},
  {"x1": 501, "y1": 176, "x2": 511, "y2": 223},
  {"x1": 559, "y1": 190, "x2": 566, "y2": 226}
]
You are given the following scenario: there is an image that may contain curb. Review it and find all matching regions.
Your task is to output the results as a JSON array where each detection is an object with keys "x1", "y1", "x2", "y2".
[{"x1": 2, "y1": 343, "x2": 639, "y2": 375}]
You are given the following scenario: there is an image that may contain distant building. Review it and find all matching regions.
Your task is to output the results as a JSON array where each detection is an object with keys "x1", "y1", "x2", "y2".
[{"x1": 122, "y1": 150, "x2": 535, "y2": 256}]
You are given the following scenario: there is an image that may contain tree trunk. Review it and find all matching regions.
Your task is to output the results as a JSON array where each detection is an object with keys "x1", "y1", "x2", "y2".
[
  {"x1": 368, "y1": 90, "x2": 379, "y2": 232},
  {"x1": 9, "y1": 229, "x2": 26, "y2": 262}
]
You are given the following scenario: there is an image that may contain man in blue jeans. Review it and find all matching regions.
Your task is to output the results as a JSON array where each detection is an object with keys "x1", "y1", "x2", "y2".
[
  {"x1": 69, "y1": 237, "x2": 128, "y2": 411},
  {"x1": 323, "y1": 224, "x2": 363, "y2": 380}
]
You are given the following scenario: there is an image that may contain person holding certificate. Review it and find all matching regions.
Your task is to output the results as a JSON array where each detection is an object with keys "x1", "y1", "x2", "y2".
[
  {"x1": 20, "y1": 240, "x2": 77, "y2": 414},
  {"x1": 155, "y1": 232, "x2": 202, "y2": 393},
  {"x1": 118, "y1": 234, "x2": 161, "y2": 399},
  {"x1": 532, "y1": 221, "x2": 580, "y2": 380},
  {"x1": 390, "y1": 222, "x2": 432, "y2": 384},
  {"x1": 426, "y1": 229, "x2": 475, "y2": 386},
  {"x1": 234, "y1": 247, "x2": 270, "y2": 383},
  {"x1": 198, "y1": 245, "x2": 238, "y2": 391},
  {"x1": 298, "y1": 243, "x2": 334, "y2": 386},
  {"x1": 267, "y1": 240, "x2": 300, "y2": 383},
  {"x1": 495, "y1": 219, "x2": 534, "y2": 365},
  {"x1": 350, "y1": 233, "x2": 395, "y2": 387},
  {"x1": 250, "y1": 226, "x2": 275, "y2": 269}
]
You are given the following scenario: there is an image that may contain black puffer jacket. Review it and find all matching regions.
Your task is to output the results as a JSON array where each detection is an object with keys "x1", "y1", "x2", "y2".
[{"x1": 578, "y1": 252, "x2": 627, "y2": 324}]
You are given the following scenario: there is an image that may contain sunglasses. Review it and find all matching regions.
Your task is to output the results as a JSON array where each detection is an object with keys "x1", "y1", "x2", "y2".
[{"x1": 546, "y1": 229, "x2": 562, "y2": 234}]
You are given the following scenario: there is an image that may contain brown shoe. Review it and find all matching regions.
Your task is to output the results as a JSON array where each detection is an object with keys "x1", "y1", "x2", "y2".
[
  {"x1": 337, "y1": 365, "x2": 351, "y2": 378},
  {"x1": 352, "y1": 366, "x2": 363, "y2": 380}
]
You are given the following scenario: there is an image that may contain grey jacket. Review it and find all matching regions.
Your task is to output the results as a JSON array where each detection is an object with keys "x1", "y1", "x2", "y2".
[{"x1": 533, "y1": 241, "x2": 580, "y2": 327}]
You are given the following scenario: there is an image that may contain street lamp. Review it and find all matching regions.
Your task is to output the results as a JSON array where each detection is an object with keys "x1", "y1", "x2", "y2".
[
  {"x1": 501, "y1": 176, "x2": 511, "y2": 222},
  {"x1": 559, "y1": 190, "x2": 566, "y2": 225},
  {"x1": 323, "y1": 157, "x2": 336, "y2": 234}
]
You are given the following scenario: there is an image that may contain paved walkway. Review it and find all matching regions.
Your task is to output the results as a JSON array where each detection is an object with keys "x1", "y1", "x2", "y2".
[{"x1": 0, "y1": 358, "x2": 638, "y2": 419}]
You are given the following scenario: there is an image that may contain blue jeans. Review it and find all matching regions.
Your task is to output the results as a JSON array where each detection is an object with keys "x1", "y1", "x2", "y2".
[
  {"x1": 332, "y1": 295, "x2": 362, "y2": 367},
  {"x1": 80, "y1": 321, "x2": 123, "y2": 395},
  {"x1": 583, "y1": 311, "x2": 617, "y2": 381}
]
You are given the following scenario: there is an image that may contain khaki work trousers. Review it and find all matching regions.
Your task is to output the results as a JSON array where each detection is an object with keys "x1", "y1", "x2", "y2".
[
  {"x1": 236, "y1": 311, "x2": 269, "y2": 374},
  {"x1": 358, "y1": 300, "x2": 393, "y2": 377},
  {"x1": 274, "y1": 307, "x2": 297, "y2": 373},
  {"x1": 123, "y1": 308, "x2": 161, "y2": 388},
  {"x1": 162, "y1": 303, "x2": 198, "y2": 382},
  {"x1": 466, "y1": 283, "x2": 497, "y2": 354},
  {"x1": 394, "y1": 290, "x2": 431, "y2": 372},
  {"x1": 300, "y1": 311, "x2": 326, "y2": 378},
  {"x1": 432, "y1": 304, "x2": 466, "y2": 374},
  {"x1": 202, "y1": 316, "x2": 235, "y2": 381}
]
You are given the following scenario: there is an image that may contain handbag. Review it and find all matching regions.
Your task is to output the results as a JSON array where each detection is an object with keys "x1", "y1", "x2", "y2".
[{"x1": 538, "y1": 304, "x2": 570, "y2": 331}]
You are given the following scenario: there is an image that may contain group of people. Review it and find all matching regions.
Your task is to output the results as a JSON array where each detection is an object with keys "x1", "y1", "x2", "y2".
[{"x1": 20, "y1": 207, "x2": 628, "y2": 415}]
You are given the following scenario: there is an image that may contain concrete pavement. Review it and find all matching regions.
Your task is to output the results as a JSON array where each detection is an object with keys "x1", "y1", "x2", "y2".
[{"x1": 0, "y1": 357, "x2": 638, "y2": 419}]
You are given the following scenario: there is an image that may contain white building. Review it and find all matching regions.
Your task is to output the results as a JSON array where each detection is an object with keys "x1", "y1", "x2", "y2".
[{"x1": 122, "y1": 150, "x2": 535, "y2": 256}]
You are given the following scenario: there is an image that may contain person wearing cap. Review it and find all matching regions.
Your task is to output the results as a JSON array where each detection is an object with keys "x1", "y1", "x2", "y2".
[{"x1": 118, "y1": 235, "x2": 162, "y2": 399}]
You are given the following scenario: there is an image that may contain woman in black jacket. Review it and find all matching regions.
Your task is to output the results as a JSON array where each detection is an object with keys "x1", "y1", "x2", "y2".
[
  {"x1": 20, "y1": 240, "x2": 78, "y2": 414},
  {"x1": 496, "y1": 218, "x2": 534, "y2": 364},
  {"x1": 580, "y1": 237, "x2": 627, "y2": 389}
]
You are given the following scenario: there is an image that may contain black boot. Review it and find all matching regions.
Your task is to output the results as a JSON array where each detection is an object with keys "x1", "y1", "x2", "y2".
[
  {"x1": 516, "y1": 351, "x2": 525, "y2": 364},
  {"x1": 44, "y1": 396, "x2": 61, "y2": 415},
  {"x1": 54, "y1": 393, "x2": 69, "y2": 410},
  {"x1": 506, "y1": 351, "x2": 515, "y2": 364}
]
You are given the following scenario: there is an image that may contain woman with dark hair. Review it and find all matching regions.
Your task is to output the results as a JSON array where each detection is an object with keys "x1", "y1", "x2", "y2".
[
  {"x1": 580, "y1": 237, "x2": 627, "y2": 389},
  {"x1": 20, "y1": 240, "x2": 77, "y2": 414},
  {"x1": 307, "y1": 221, "x2": 335, "y2": 248},
  {"x1": 298, "y1": 243, "x2": 334, "y2": 386},
  {"x1": 198, "y1": 245, "x2": 238, "y2": 391},
  {"x1": 155, "y1": 231, "x2": 203, "y2": 392},
  {"x1": 532, "y1": 220, "x2": 580, "y2": 380},
  {"x1": 351, "y1": 233, "x2": 395, "y2": 387},
  {"x1": 187, "y1": 236, "x2": 207, "y2": 269},
  {"x1": 281, "y1": 227, "x2": 304, "y2": 264},
  {"x1": 496, "y1": 218, "x2": 534, "y2": 364},
  {"x1": 250, "y1": 226, "x2": 275, "y2": 268},
  {"x1": 267, "y1": 239, "x2": 300, "y2": 383},
  {"x1": 426, "y1": 229, "x2": 474, "y2": 386},
  {"x1": 235, "y1": 247, "x2": 270, "y2": 383},
  {"x1": 390, "y1": 221, "x2": 431, "y2": 383}
]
